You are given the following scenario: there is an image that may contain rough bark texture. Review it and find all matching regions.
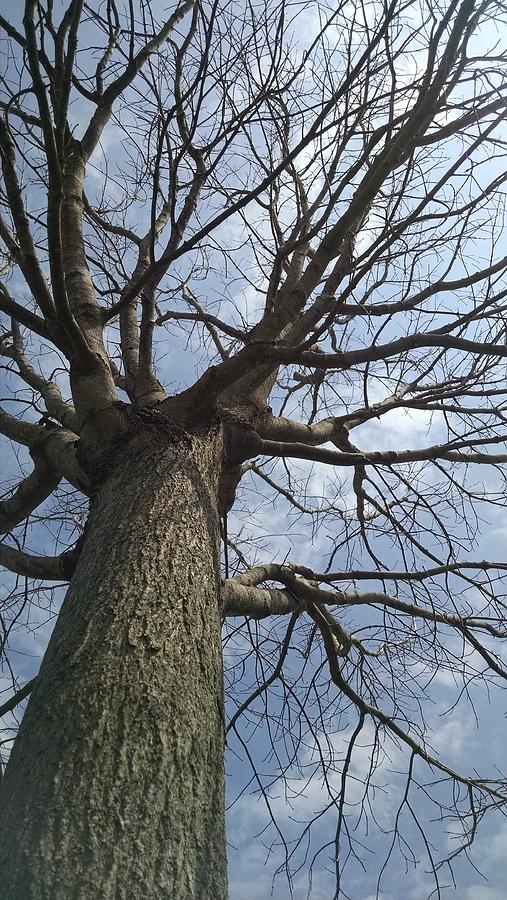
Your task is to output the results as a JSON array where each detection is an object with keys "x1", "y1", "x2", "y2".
[{"x1": 0, "y1": 422, "x2": 227, "y2": 900}]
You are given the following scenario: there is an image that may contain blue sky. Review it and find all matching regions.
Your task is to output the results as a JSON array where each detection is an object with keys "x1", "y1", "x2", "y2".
[
  {"x1": 1, "y1": 1, "x2": 507, "y2": 897},
  {"x1": 221, "y1": 411, "x2": 507, "y2": 898}
]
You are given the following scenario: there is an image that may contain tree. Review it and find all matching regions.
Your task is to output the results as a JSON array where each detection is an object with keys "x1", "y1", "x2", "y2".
[{"x1": 1, "y1": 0, "x2": 507, "y2": 896}]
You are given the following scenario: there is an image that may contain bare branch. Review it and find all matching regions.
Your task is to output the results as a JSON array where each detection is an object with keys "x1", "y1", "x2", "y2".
[
  {"x1": 0, "y1": 456, "x2": 61, "y2": 534},
  {"x1": 0, "y1": 678, "x2": 36, "y2": 719},
  {"x1": 0, "y1": 541, "x2": 77, "y2": 580}
]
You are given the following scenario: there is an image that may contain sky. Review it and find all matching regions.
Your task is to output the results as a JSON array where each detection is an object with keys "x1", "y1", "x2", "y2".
[
  {"x1": 222, "y1": 409, "x2": 507, "y2": 899},
  {"x1": 1, "y1": 1, "x2": 507, "y2": 898}
]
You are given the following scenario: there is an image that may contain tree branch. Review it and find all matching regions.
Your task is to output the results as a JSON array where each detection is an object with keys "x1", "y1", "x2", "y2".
[
  {"x1": 0, "y1": 456, "x2": 61, "y2": 534},
  {"x1": 246, "y1": 435, "x2": 507, "y2": 469},
  {"x1": 307, "y1": 600, "x2": 506, "y2": 796},
  {"x1": 0, "y1": 541, "x2": 77, "y2": 580},
  {"x1": 1, "y1": 323, "x2": 78, "y2": 430},
  {"x1": 80, "y1": 0, "x2": 196, "y2": 161},
  {"x1": 0, "y1": 678, "x2": 36, "y2": 719}
]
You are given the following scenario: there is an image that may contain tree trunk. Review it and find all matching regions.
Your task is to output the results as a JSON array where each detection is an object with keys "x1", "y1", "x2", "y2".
[{"x1": 0, "y1": 423, "x2": 228, "y2": 900}]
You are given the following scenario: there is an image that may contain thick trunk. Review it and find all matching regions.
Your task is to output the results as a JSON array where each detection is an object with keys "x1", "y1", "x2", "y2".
[{"x1": 0, "y1": 423, "x2": 227, "y2": 899}]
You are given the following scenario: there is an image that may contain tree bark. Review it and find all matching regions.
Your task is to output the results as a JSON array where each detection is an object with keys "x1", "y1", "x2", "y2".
[{"x1": 0, "y1": 422, "x2": 228, "y2": 900}]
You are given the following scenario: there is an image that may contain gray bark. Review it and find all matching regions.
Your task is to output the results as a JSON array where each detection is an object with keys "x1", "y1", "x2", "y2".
[{"x1": 0, "y1": 423, "x2": 228, "y2": 900}]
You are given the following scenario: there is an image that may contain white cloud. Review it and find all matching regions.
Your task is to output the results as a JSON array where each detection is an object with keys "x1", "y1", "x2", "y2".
[
  {"x1": 359, "y1": 406, "x2": 440, "y2": 453},
  {"x1": 428, "y1": 710, "x2": 472, "y2": 761},
  {"x1": 464, "y1": 888, "x2": 507, "y2": 900}
]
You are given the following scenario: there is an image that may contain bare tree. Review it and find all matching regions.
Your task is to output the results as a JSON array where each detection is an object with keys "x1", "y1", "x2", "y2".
[{"x1": 1, "y1": 0, "x2": 507, "y2": 897}]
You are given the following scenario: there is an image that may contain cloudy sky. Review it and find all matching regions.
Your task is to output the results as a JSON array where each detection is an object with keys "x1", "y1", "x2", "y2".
[{"x1": 1, "y1": 1, "x2": 507, "y2": 898}]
